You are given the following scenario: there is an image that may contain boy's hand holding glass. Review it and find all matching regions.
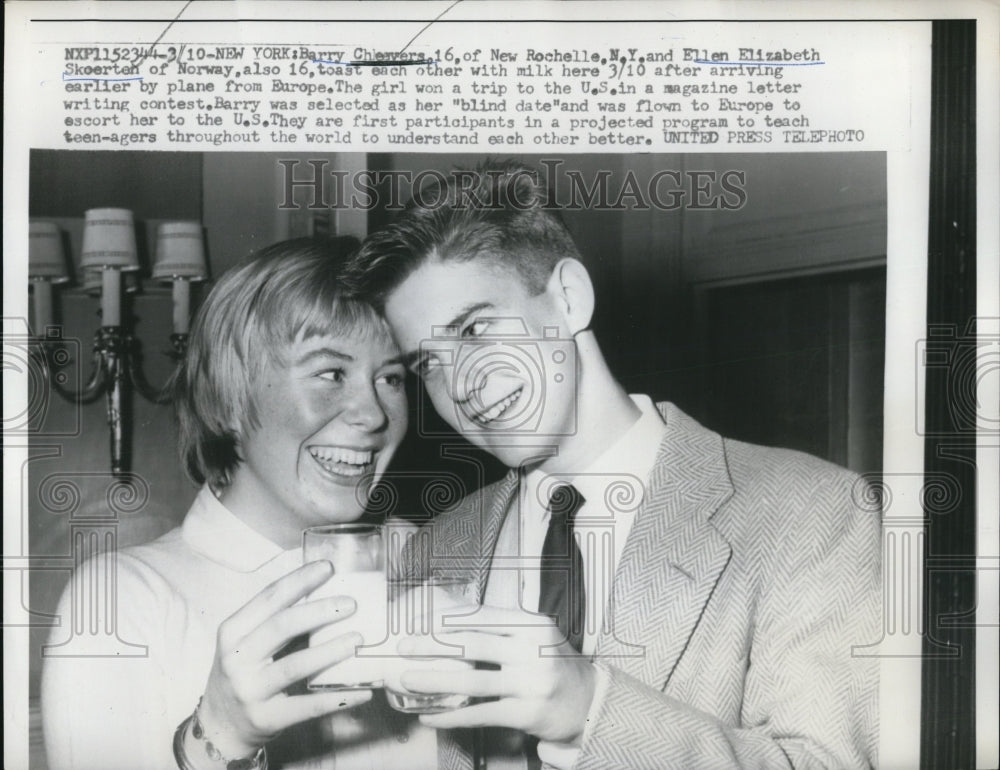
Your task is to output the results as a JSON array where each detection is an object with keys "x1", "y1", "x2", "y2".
[
  {"x1": 394, "y1": 604, "x2": 597, "y2": 745},
  {"x1": 383, "y1": 575, "x2": 478, "y2": 713}
]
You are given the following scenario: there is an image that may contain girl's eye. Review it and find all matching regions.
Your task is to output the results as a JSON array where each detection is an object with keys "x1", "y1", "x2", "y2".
[
  {"x1": 463, "y1": 319, "x2": 491, "y2": 338},
  {"x1": 318, "y1": 369, "x2": 345, "y2": 383},
  {"x1": 378, "y1": 371, "x2": 405, "y2": 388}
]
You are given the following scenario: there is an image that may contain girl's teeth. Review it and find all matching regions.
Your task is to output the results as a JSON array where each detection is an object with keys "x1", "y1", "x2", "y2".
[
  {"x1": 317, "y1": 459, "x2": 365, "y2": 476},
  {"x1": 309, "y1": 447, "x2": 374, "y2": 467}
]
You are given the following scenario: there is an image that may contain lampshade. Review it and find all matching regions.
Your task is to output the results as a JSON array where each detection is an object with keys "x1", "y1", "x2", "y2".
[
  {"x1": 81, "y1": 268, "x2": 142, "y2": 295},
  {"x1": 79, "y1": 208, "x2": 140, "y2": 272},
  {"x1": 152, "y1": 222, "x2": 208, "y2": 281},
  {"x1": 29, "y1": 222, "x2": 72, "y2": 282}
]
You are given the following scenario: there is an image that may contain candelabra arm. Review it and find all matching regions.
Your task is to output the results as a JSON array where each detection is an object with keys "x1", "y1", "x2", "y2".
[
  {"x1": 70, "y1": 347, "x2": 109, "y2": 403},
  {"x1": 127, "y1": 333, "x2": 187, "y2": 405},
  {"x1": 36, "y1": 333, "x2": 109, "y2": 404},
  {"x1": 128, "y1": 357, "x2": 174, "y2": 405},
  {"x1": 30, "y1": 328, "x2": 187, "y2": 476}
]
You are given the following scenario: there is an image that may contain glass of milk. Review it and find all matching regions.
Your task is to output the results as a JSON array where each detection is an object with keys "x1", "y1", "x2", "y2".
[
  {"x1": 383, "y1": 574, "x2": 478, "y2": 713},
  {"x1": 303, "y1": 523, "x2": 387, "y2": 690}
]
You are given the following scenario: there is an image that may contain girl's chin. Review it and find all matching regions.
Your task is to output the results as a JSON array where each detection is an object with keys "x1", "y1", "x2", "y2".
[{"x1": 298, "y1": 491, "x2": 369, "y2": 525}]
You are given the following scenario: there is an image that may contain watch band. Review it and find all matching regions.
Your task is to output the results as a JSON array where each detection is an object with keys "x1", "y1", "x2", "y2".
[{"x1": 173, "y1": 699, "x2": 268, "y2": 770}]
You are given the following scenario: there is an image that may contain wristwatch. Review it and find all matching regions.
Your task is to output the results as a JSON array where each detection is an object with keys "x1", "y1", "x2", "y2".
[{"x1": 173, "y1": 699, "x2": 268, "y2": 770}]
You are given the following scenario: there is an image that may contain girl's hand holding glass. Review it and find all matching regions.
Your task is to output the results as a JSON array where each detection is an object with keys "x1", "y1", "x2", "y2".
[{"x1": 195, "y1": 561, "x2": 372, "y2": 760}]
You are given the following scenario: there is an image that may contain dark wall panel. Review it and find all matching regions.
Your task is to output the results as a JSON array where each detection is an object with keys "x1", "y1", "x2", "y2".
[{"x1": 30, "y1": 150, "x2": 202, "y2": 220}]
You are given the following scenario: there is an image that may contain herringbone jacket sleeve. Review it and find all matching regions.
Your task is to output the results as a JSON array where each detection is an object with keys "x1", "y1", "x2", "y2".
[{"x1": 577, "y1": 458, "x2": 881, "y2": 770}]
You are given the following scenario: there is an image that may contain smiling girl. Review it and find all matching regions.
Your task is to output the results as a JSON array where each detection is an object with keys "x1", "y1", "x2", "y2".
[{"x1": 42, "y1": 239, "x2": 431, "y2": 769}]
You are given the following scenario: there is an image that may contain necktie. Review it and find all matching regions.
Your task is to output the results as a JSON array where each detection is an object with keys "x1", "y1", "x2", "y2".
[{"x1": 537, "y1": 484, "x2": 586, "y2": 652}]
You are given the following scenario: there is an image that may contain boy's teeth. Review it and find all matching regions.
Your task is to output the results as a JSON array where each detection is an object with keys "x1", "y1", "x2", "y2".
[{"x1": 475, "y1": 389, "x2": 521, "y2": 425}]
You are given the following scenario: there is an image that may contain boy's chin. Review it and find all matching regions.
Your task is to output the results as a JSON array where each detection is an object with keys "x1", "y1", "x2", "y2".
[{"x1": 480, "y1": 441, "x2": 560, "y2": 469}]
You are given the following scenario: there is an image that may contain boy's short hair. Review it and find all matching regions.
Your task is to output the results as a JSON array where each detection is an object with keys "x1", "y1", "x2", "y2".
[
  {"x1": 344, "y1": 161, "x2": 582, "y2": 309},
  {"x1": 174, "y1": 236, "x2": 384, "y2": 488}
]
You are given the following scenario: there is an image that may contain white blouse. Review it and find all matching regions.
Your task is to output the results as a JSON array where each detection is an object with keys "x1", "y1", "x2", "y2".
[{"x1": 42, "y1": 486, "x2": 438, "y2": 770}]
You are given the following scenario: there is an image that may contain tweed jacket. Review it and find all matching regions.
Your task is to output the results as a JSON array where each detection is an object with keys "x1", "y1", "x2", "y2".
[{"x1": 403, "y1": 403, "x2": 881, "y2": 770}]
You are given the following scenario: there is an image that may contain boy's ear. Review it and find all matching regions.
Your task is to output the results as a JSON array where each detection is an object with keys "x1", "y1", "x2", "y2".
[{"x1": 546, "y1": 258, "x2": 594, "y2": 335}]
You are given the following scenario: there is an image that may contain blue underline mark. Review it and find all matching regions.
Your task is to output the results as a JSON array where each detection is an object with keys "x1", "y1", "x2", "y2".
[
  {"x1": 62, "y1": 73, "x2": 144, "y2": 82},
  {"x1": 694, "y1": 60, "x2": 825, "y2": 66}
]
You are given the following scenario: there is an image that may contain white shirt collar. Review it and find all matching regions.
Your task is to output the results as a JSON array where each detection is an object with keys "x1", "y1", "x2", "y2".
[
  {"x1": 525, "y1": 394, "x2": 668, "y2": 514},
  {"x1": 182, "y1": 486, "x2": 299, "y2": 573}
]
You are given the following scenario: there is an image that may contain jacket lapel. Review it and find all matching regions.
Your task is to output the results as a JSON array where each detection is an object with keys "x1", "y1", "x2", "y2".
[
  {"x1": 595, "y1": 404, "x2": 734, "y2": 688},
  {"x1": 466, "y1": 470, "x2": 518, "y2": 604},
  {"x1": 472, "y1": 470, "x2": 519, "y2": 602},
  {"x1": 432, "y1": 471, "x2": 519, "y2": 770},
  {"x1": 416, "y1": 469, "x2": 519, "y2": 604}
]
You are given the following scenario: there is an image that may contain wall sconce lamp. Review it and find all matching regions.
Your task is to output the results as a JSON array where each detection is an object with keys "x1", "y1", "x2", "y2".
[{"x1": 29, "y1": 210, "x2": 208, "y2": 476}]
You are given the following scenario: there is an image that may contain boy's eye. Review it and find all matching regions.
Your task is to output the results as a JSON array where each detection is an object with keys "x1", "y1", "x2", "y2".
[
  {"x1": 413, "y1": 355, "x2": 443, "y2": 379},
  {"x1": 462, "y1": 318, "x2": 491, "y2": 338}
]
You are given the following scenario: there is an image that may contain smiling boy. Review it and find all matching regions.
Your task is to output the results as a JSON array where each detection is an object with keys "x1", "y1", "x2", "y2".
[{"x1": 345, "y1": 162, "x2": 881, "y2": 770}]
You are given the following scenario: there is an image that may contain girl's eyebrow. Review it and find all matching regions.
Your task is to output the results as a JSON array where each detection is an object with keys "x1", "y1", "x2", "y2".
[{"x1": 294, "y1": 347, "x2": 353, "y2": 365}]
